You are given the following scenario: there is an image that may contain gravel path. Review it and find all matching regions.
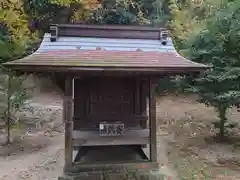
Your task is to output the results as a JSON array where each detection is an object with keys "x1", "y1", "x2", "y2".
[
  {"x1": 0, "y1": 130, "x2": 178, "y2": 180},
  {"x1": 0, "y1": 134, "x2": 64, "y2": 180},
  {"x1": 0, "y1": 93, "x2": 178, "y2": 180}
]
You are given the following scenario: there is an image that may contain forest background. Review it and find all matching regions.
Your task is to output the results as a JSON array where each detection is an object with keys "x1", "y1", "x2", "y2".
[{"x1": 0, "y1": 0, "x2": 240, "y2": 139}]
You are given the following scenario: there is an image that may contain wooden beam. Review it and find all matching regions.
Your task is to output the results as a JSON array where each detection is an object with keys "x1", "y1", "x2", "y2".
[
  {"x1": 149, "y1": 77, "x2": 157, "y2": 162},
  {"x1": 64, "y1": 76, "x2": 73, "y2": 172},
  {"x1": 72, "y1": 129, "x2": 149, "y2": 146},
  {"x1": 55, "y1": 23, "x2": 164, "y2": 40}
]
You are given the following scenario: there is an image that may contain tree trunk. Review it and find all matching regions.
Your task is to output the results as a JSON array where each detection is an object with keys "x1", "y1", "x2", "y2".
[
  {"x1": 6, "y1": 75, "x2": 11, "y2": 144},
  {"x1": 218, "y1": 107, "x2": 227, "y2": 139}
]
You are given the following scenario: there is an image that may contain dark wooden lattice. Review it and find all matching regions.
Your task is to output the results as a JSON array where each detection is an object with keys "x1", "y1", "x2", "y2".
[{"x1": 73, "y1": 77, "x2": 147, "y2": 130}]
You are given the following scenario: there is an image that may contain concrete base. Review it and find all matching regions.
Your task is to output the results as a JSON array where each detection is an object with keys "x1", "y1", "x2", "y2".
[
  {"x1": 59, "y1": 145, "x2": 162, "y2": 180},
  {"x1": 58, "y1": 169, "x2": 166, "y2": 180}
]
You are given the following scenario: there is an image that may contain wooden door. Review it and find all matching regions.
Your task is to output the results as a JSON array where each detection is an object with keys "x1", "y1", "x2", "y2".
[{"x1": 89, "y1": 77, "x2": 134, "y2": 121}]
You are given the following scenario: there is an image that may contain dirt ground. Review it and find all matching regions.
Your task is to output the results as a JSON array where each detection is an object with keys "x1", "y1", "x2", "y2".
[
  {"x1": 0, "y1": 94, "x2": 240, "y2": 179},
  {"x1": 157, "y1": 94, "x2": 240, "y2": 179}
]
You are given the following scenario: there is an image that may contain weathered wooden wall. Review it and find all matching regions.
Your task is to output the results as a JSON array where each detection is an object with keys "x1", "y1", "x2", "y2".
[{"x1": 73, "y1": 77, "x2": 148, "y2": 130}]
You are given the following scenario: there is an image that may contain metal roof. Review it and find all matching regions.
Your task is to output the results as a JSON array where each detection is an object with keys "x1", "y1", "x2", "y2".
[
  {"x1": 36, "y1": 33, "x2": 176, "y2": 52},
  {"x1": 3, "y1": 24, "x2": 207, "y2": 73}
]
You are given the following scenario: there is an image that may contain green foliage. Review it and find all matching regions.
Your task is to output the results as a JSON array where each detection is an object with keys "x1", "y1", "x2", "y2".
[
  {"x1": 25, "y1": 0, "x2": 98, "y2": 33},
  {"x1": 0, "y1": 69, "x2": 31, "y2": 144},
  {"x1": 86, "y1": 0, "x2": 151, "y2": 25},
  {"x1": 0, "y1": 0, "x2": 38, "y2": 62},
  {"x1": 0, "y1": 0, "x2": 171, "y2": 64},
  {"x1": 157, "y1": 75, "x2": 193, "y2": 95},
  {"x1": 2, "y1": 0, "x2": 240, "y2": 141},
  {"x1": 0, "y1": 0, "x2": 101, "y2": 63},
  {"x1": 86, "y1": 0, "x2": 171, "y2": 25},
  {"x1": 136, "y1": 0, "x2": 171, "y2": 26},
  {"x1": 0, "y1": 74, "x2": 30, "y2": 111},
  {"x1": 164, "y1": 0, "x2": 240, "y2": 138},
  {"x1": 185, "y1": 0, "x2": 240, "y2": 138},
  {"x1": 194, "y1": 69, "x2": 240, "y2": 107},
  {"x1": 169, "y1": 0, "x2": 228, "y2": 51},
  {"x1": 169, "y1": 0, "x2": 207, "y2": 50}
]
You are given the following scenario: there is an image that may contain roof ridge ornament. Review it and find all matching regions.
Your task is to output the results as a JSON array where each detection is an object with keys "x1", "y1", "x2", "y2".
[
  {"x1": 96, "y1": 47, "x2": 102, "y2": 50},
  {"x1": 76, "y1": 46, "x2": 82, "y2": 50},
  {"x1": 160, "y1": 30, "x2": 168, "y2": 45},
  {"x1": 50, "y1": 25, "x2": 58, "y2": 42}
]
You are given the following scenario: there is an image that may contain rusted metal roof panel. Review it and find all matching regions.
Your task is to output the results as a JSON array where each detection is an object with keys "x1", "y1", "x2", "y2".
[
  {"x1": 8, "y1": 50, "x2": 205, "y2": 68},
  {"x1": 4, "y1": 48, "x2": 206, "y2": 72}
]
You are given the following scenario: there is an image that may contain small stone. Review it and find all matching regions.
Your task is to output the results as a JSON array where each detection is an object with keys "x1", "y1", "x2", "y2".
[
  {"x1": 183, "y1": 122, "x2": 191, "y2": 129},
  {"x1": 198, "y1": 122, "x2": 206, "y2": 128}
]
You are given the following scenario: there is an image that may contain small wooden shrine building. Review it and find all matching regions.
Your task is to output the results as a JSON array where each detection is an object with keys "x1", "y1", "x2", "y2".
[{"x1": 3, "y1": 24, "x2": 207, "y2": 176}]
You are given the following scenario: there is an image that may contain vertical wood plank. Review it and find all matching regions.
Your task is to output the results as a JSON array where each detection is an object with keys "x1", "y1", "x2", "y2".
[
  {"x1": 149, "y1": 77, "x2": 157, "y2": 162},
  {"x1": 140, "y1": 79, "x2": 147, "y2": 129},
  {"x1": 84, "y1": 79, "x2": 90, "y2": 117},
  {"x1": 135, "y1": 78, "x2": 140, "y2": 115},
  {"x1": 64, "y1": 76, "x2": 73, "y2": 172}
]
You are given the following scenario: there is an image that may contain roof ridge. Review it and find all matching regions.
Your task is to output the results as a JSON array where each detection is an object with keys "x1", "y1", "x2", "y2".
[{"x1": 49, "y1": 24, "x2": 168, "y2": 42}]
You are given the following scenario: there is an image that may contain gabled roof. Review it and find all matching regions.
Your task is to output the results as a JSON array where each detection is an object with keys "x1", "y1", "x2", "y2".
[{"x1": 3, "y1": 24, "x2": 207, "y2": 74}]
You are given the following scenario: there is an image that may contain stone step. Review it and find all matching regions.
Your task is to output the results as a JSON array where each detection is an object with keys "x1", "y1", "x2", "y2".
[{"x1": 59, "y1": 170, "x2": 166, "y2": 180}]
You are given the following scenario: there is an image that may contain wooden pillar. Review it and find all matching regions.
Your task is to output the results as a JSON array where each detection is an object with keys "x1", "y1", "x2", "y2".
[
  {"x1": 135, "y1": 78, "x2": 141, "y2": 115},
  {"x1": 64, "y1": 76, "x2": 73, "y2": 172},
  {"x1": 140, "y1": 79, "x2": 148, "y2": 129},
  {"x1": 149, "y1": 77, "x2": 157, "y2": 162}
]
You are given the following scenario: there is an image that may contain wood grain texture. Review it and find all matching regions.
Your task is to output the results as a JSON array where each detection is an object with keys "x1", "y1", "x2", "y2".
[
  {"x1": 73, "y1": 77, "x2": 148, "y2": 131},
  {"x1": 72, "y1": 129, "x2": 150, "y2": 146},
  {"x1": 149, "y1": 77, "x2": 157, "y2": 162},
  {"x1": 64, "y1": 76, "x2": 74, "y2": 172},
  {"x1": 56, "y1": 23, "x2": 164, "y2": 40}
]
